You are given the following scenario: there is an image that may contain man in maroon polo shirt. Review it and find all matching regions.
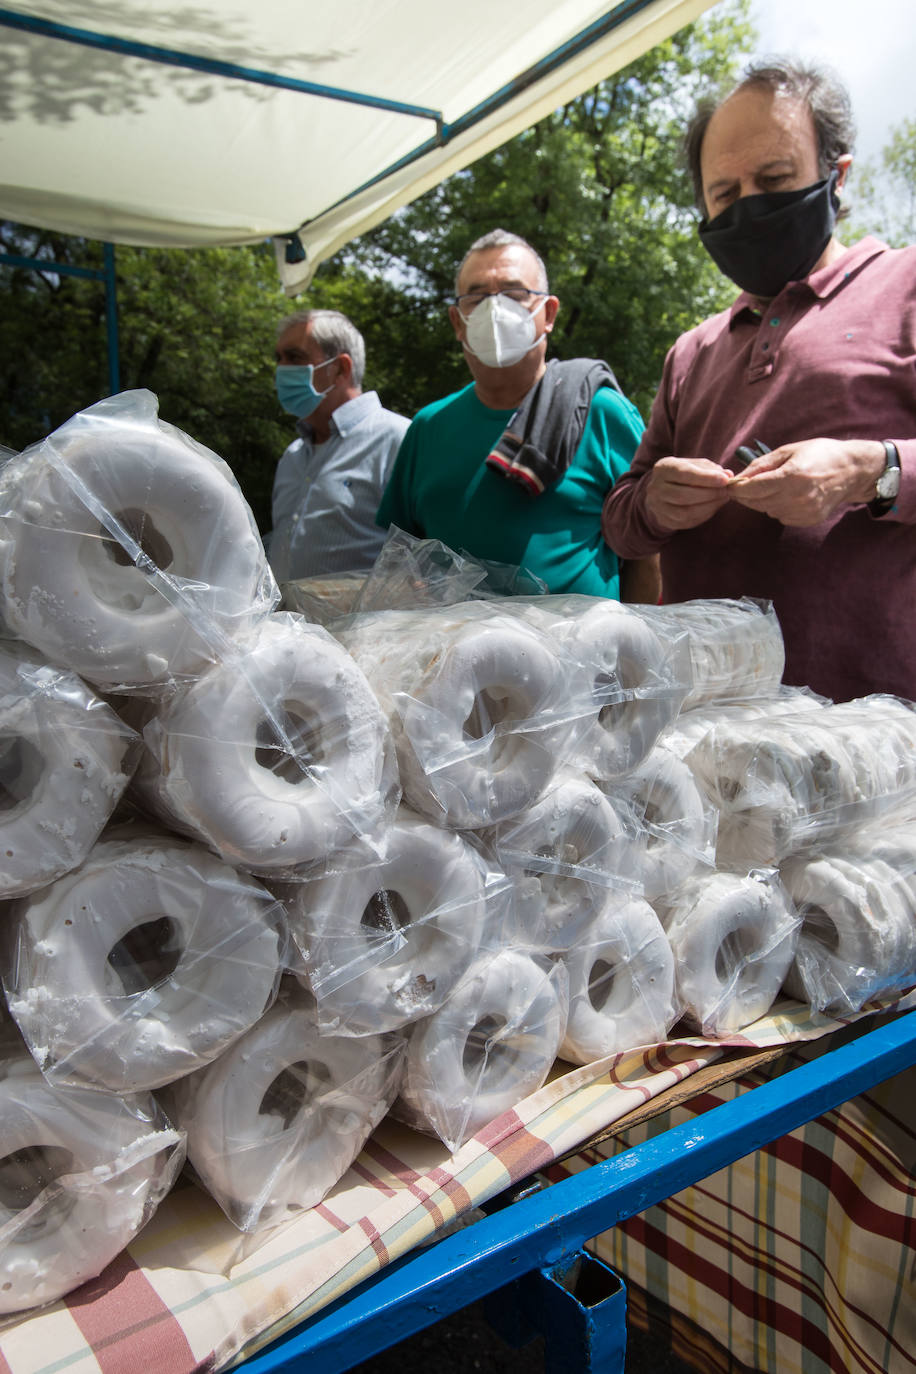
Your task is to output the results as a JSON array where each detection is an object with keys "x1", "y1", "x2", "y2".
[{"x1": 601, "y1": 57, "x2": 916, "y2": 703}]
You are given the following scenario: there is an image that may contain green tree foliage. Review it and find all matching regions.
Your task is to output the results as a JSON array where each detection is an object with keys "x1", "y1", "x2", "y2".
[
  {"x1": 0, "y1": 227, "x2": 288, "y2": 530},
  {"x1": 852, "y1": 117, "x2": 916, "y2": 248},
  {"x1": 0, "y1": 1, "x2": 752, "y2": 530}
]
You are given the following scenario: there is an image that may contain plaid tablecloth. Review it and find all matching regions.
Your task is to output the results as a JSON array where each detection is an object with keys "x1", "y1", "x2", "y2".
[
  {"x1": 574, "y1": 1011, "x2": 916, "y2": 1374},
  {"x1": 2, "y1": 990, "x2": 914, "y2": 1374}
]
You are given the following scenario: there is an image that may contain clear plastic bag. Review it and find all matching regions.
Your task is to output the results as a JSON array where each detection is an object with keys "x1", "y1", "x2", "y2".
[
  {"x1": 558, "y1": 894, "x2": 678, "y2": 1063},
  {"x1": 394, "y1": 947, "x2": 567, "y2": 1150},
  {"x1": 685, "y1": 695, "x2": 916, "y2": 869},
  {"x1": 639, "y1": 597, "x2": 785, "y2": 710},
  {"x1": 161, "y1": 984, "x2": 404, "y2": 1232},
  {"x1": 279, "y1": 809, "x2": 505, "y2": 1036},
  {"x1": 336, "y1": 601, "x2": 592, "y2": 829},
  {"x1": 659, "y1": 685, "x2": 828, "y2": 761},
  {"x1": 355, "y1": 527, "x2": 548, "y2": 614},
  {"x1": 3, "y1": 826, "x2": 288, "y2": 1092},
  {"x1": 0, "y1": 640, "x2": 140, "y2": 897},
  {"x1": 510, "y1": 595, "x2": 692, "y2": 781},
  {"x1": 123, "y1": 612, "x2": 398, "y2": 875},
  {"x1": 481, "y1": 770, "x2": 643, "y2": 952},
  {"x1": 279, "y1": 571, "x2": 367, "y2": 625},
  {"x1": 0, "y1": 390, "x2": 278, "y2": 692},
  {"x1": 663, "y1": 868, "x2": 801, "y2": 1036},
  {"x1": 0, "y1": 1046, "x2": 184, "y2": 1315},
  {"x1": 599, "y1": 745, "x2": 717, "y2": 901},
  {"x1": 781, "y1": 843, "x2": 916, "y2": 1014}
]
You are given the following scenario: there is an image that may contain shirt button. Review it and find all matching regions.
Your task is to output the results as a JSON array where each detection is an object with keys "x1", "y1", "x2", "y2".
[
  {"x1": 761, "y1": 342, "x2": 770, "y2": 351},
  {"x1": 769, "y1": 317, "x2": 780, "y2": 326}
]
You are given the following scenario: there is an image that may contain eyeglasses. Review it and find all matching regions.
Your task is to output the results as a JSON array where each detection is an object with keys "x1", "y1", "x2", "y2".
[{"x1": 454, "y1": 288, "x2": 547, "y2": 312}]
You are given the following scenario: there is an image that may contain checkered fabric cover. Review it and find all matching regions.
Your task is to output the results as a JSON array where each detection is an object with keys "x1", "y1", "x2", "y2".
[
  {"x1": 2, "y1": 991, "x2": 913, "y2": 1374},
  {"x1": 575, "y1": 1028, "x2": 916, "y2": 1373}
]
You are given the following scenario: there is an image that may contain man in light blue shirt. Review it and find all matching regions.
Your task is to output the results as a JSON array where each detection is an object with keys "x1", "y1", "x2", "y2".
[{"x1": 269, "y1": 309, "x2": 409, "y2": 581}]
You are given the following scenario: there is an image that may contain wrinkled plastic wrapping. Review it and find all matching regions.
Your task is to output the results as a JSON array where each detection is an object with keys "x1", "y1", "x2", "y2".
[
  {"x1": 639, "y1": 597, "x2": 785, "y2": 710},
  {"x1": 685, "y1": 695, "x2": 916, "y2": 869},
  {"x1": 848, "y1": 825, "x2": 916, "y2": 911},
  {"x1": 510, "y1": 595, "x2": 691, "y2": 781},
  {"x1": 3, "y1": 828, "x2": 288, "y2": 1092},
  {"x1": 663, "y1": 869, "x2": 801, "y2": 1037},
  {"x1": 279, "y1": 573, "x2": 367, "y2": 625},
  {"x1": 481, "y1": 771, "x2": 643, "y2": 952},
  {"x1": 0, "y1": 1047, "x2": 184, "y2": 1314},
  {"x1": 356, "y1": 527, "x2": 549, "y2": 612},
  {"x1": 781, "y1": 842, "x2": 916, "y2": 1015},
  {"x1": 357, "y1": 529, "x2": 504, "y2": 611},
  {"x1": 600, "y1": 746, "x2": 717, "y2": 901},
  {"x1": 558, "y1": 895, "x2": 678, "y2": 1064},
  {"x1": 123, "y1": 613, "x2": 398, "y2": 874},
  {"x1": 0, "y1": 391, "x2": 278, "y2": 692},
  {"x1": 659, "y1": 686, "x2": 827, "y2": 761},
  {"x1": 0, "y1": 640, "x2": 140, "y2": 897},
  {"x1": 161, "y1": 986, "x2": 404, "y2": 1232},
  {"x1": 336, "y1": 601, "x2": 591, "y2": 829},
  {"x1": 395, "y1": 947, "x2": 567, "y2": 1150},
  {"x1": 279, "y1": 810, "x2": 505, "y2": 1036}
]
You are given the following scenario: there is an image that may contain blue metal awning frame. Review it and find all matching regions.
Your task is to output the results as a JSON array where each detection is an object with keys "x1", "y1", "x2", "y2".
[{"x1": 0, "y1": 242, "x2": 120, "y2": 393}]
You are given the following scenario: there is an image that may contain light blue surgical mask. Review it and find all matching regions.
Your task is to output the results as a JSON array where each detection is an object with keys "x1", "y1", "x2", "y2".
[{"x1": 275, "y1": 355, "x2": 339, "y2": 418}]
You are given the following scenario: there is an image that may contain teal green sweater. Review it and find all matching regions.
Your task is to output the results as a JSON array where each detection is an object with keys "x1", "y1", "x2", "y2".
[{"x1": 377, "y1": 381, "x2": 644, "y2": 598}]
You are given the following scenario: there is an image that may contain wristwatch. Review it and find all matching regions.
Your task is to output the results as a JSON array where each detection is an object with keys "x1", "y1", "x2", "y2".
[{"x1": 868, "y1": 440, "x2": 901, "y2": 517}]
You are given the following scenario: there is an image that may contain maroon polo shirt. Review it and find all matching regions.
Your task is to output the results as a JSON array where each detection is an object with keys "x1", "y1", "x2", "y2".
[{"x1": 602, "y1": 237, "x2": 916, "y2": 703}]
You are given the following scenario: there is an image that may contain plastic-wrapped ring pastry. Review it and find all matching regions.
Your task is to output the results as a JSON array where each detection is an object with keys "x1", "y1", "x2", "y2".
[
  {"x1": 163, "y1": 997, "x2": 400, "y2": 1231},
  {"x1": 686, "y1": 705, "x2": 889, "y2": 869},
  {"x1": 4, "y1": 830, "x2": 286, "y2": 1092},
  {"x1": 665, "y1": 870, "x2": 800, "y2": 1036},
  {"x1": 339, "y1": 607, "x2": 571, "y2": 829},
  {"x1": 484, "y1": 773, "x2": 634, "y2": 952},
  {"x1": 0, "y1": 1054, "x2": 181, "y2": 1314},
  {"x1": 780, "y1": 851, "x2": 916, "y2": 1013},
  {"x1": 653, "y1": 597, "x2": 786, "y2": 710},
  {"x1": 0, "y1": 642, "x2": 138, "y2": 897},
  {"x1": 397, "y1": 948, "x2": 566, "y2": 1150},
  {"x1": 559, "y1": 897, "x2": 676, "y2": 1064},
  {"x1": 566, "y1": 602, "x2": 682, "y2": 780},
  {"x1": 286, "y1": 812, "x2": 489, "y2": 1035},
  {"x1": 0, "y1": 391, "x2": 274, "y2": 689},
  {"x1": 128, "y1": 614, "x2": 394, "y2": 872},
  {"x1": 605, "y1": 747, "x2": 710, "y2": 901}
]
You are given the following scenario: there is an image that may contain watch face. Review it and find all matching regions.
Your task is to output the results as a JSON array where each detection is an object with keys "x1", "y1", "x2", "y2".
[{"x1": 877, "y1": 466, "x2": 902, "y2": 499}]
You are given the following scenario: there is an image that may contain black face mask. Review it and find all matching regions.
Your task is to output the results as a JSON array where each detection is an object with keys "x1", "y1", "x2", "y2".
[{"x1": 698, "y1": 170, "x2": 841, "y2": 299}]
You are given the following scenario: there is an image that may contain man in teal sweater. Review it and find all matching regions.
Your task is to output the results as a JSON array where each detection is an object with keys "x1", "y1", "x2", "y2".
[{"x1": 376, "y1": 229, "x2": 659, "y2": 601}]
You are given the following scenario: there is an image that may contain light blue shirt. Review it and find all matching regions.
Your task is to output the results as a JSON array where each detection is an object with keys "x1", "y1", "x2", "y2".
[{"x1": 269, "y1": 391, "x2": 409, "y2": 581}]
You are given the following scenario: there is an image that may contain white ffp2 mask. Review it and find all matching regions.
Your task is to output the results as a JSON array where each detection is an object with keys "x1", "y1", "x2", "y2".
[{"x1": 461, "y1": 294, "x2": 545, "y2": 368}]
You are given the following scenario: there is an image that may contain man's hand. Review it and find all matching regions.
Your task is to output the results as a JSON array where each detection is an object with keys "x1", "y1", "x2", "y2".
[
  {"x1": 728, "y1": 438, "x2": 886, "y2": 526},
  {"x1": 644, "y1": 456, "x2": 732, "y2": 531}
]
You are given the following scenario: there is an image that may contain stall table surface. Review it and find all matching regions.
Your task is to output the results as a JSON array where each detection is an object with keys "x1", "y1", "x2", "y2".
[{"x1": 3, "y1": 992, "x2": 915, "y2": 1374}]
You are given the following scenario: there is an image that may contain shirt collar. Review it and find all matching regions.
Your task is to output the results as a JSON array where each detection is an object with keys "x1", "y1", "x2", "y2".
[
  {"x1": 728, "y1": 235, "x2": 889, "y2": 328},
  {"x1": 296, "y1": 390, "x2": 380, "y2": 440}
]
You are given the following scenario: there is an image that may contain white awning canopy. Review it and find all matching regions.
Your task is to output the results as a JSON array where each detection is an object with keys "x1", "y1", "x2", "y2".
[{"x1": 0, "y1": 0, "x2": 717, "y2": 292}]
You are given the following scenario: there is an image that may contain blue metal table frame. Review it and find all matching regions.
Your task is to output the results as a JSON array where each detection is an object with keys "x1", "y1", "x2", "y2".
[{"x1": 233, "y1": 1008, "x2": 916, "y2": 1373}]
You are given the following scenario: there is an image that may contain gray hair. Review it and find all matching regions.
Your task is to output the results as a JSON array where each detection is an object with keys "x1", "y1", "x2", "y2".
[
  {"x1": 454, "y1": 228, "x2": 549, "y2": 296},
  {"x1": 276, "y1": 308, "x2": 366, "y2": 387},
  {"x1": 684, "y1": 56, "x2": 856, "y2": 218}
]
